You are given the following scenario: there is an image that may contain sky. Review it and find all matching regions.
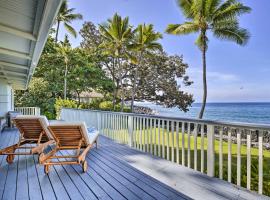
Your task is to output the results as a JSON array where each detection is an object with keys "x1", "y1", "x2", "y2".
[{"x1": 57, "y1": 0, "x2": 270, "y2": 103}]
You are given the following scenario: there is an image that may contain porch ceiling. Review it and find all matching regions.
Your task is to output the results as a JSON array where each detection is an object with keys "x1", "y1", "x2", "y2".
[{"x1": 0, "y1": 0, "x2": 63, "y2": 90}]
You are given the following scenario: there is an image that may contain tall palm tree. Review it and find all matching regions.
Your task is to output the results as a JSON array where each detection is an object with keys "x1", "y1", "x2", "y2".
[
  {"x1": 55, "y1": 0, "x2": 83, "y2": 42},
  {"x1": 99, "y1": 13, "x2": 134, "y2": 111},
  {"x1": 129, "y1": 24, "x2": 163, "y2": 112},
  {"x1": 166, "y1": 0, "x2": 251, "y2": 118},
  {"x1": 56, "y1": 35, "x2": 72, "y2": 99}
]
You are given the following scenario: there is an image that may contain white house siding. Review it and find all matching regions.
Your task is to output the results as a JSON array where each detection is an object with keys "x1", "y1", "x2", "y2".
[{"x1": 0, "y1": 81, "x2": 13, "y2": 116}]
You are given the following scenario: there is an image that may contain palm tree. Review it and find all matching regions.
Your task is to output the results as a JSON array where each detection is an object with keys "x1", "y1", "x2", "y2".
[
  {"x1": 129, "y1": 24, "x2": 163, "y2": 112},
  {"x1": 55, "y1": 0, "x2": 83, "y2": 42},
  {"x1": 56, "y1": 35, "x2": 72, "y2": 99},
  {"x1": 99, "y1": 13, "x2": 134, "y2": 111},
  {"x1": 166, "y1": 0, "x2": 251, "y2": 119}
]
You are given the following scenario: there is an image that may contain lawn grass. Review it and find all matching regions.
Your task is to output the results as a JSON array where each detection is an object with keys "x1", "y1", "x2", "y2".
[{"x1": 103, "y1": 127, "x2": 270, "y2": 196}]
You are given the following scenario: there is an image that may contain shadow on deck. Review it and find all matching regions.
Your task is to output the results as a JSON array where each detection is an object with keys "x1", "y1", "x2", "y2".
[{"x1": 0, "y1": 128, "x2": 268, "y2": 200}]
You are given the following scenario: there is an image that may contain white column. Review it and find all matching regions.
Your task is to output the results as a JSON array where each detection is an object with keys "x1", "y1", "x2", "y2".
[{"x1": 0, "y1": 81, "x2": 13, "y2": 116}]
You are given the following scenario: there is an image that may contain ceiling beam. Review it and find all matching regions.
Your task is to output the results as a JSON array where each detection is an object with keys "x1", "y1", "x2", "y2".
[
  {"x1": 0, "y1": 69, "x2": 27, "y2": 77},
  {"x1": 0, "y1": 75, "x2": 26, "y2": 81},
  {"x1": 0, "y1": 47, "x2": 32, "y2": 60},
  {"x1": 0, "y1": 61, "x2": 29, "y2": 70},
  {"x1": 0, "y1": 23, "x2": 37, "y2": 41}
]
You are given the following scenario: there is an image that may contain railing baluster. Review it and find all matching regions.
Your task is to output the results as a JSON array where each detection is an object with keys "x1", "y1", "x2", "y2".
[
  {"x1": 228, "y1": 128, "x2": 232, "y2": 183},
  {"x1": 237, "y1": 129, "x2": 241, "y2": 186},
  {"x1": 176, "y1": 121, "x2": 180, "y2": 164},
  {"x1": 162, "y1": 120, "x2": 165, "y2": 159},
  {"x1": 247, "y1": 130, "x2": 251, "y2": 190},
  {"x1": 143, "y1": 118, "x2": 146, "y2": 152},
  {"x1": 201, "y1": 124, "x2": 205, "y2": 173},
  {"x1": 194, "y1": 123, "x2": 197, "y2": 170},
  {"x1": 154, "y1": 118, "x2": 157, "y2": 156},
  {"x1": 166, "y1": 120, "x2": 170, "y2": 161},
  {"x1": 146, "y1": 118, "x2": 149, "y2": 153},
  {"x1": 182, "y1": 122, "x2": 185, "y2": 166},
  {"x1": 187, "y1": 123, "x2": 191, "y2": 168},
  {"x1": 171, "y1": 121, "x2": 175, "y2": 162},
  {"x1": 219, "y1": 128, "x2": 223, "y2": 179},
  {"x1": 140, "y1": 117, "x2": 143, "y2": 151},
  {"x1": 258, "y1": 130, "x2": 263, "y2": 194},
  {"x1": 149, "y1": 118, "x2": 152, "y2": 154},
  {"x1": 158, "y1": 119, "x2": 161, "y2": 157}
]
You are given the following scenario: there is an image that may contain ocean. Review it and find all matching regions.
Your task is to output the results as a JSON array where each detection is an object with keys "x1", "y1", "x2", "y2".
[{"x1": 135, "y1": 102, "x2": 270, "y2": 124}]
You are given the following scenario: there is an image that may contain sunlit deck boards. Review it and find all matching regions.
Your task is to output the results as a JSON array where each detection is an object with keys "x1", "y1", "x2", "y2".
[{"x1": 0, "y1": 128, "x2": 269, "y2": 200}]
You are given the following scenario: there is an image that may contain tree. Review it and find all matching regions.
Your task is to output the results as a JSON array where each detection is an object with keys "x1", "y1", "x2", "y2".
[
  {"x1": 68, "y1": 59, "x2": 114, "y2": 105},
  {"x1": 129, "y1": 24, "x2": 163, "y2": 112},
  {"x1": 15, "y1": 78, "x2": 55, "y2": 119},
  {"x1": 130, "y1": 51, "x2": 194, "y2": 111},
  {"x1": 56, "y1": 35, "x2": 72, "y2": 99},
  {"x1": 99, "y1": 13, "x2": 134, "y2": 111},
  {"x1": 55, "y1": 0, "x2": 83, "y2": 42},
  {"x1": 166, "y1": 0, "x2": 251, "y2": 118}
]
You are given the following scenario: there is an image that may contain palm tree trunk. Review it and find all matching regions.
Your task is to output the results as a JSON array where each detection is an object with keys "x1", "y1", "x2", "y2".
[
  {"x1": 198, "y1": 33, "x2": 207, "y2": 119},
  {"x1": 64, "y1": 62, "x2": 68, "y2": 100},
  {"x1": 55, "y1": 20, "x2": 60, "y2": 43}
]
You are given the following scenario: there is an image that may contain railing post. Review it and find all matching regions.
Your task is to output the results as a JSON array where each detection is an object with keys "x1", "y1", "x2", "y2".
[
  {"x1": 128, "y1": 115, "x2": 134, "y2": 147},
  {"x1": 207, "y1": 124, "x2": 215, "y2": 177}
]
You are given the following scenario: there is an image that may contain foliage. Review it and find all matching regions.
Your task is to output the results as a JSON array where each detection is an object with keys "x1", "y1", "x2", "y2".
[
  {"x1": 15, "y1": 78, "x2": 56, "y2": 119},
  {"x1": 129, "y1": 23, "x2": 163, "y2": 112},
  {"x1": 99, "y1": 101, "x2": 131, "y2": 112},
  {"x1": 54, "y1": 98, "x2": 78, "y2": 119},
  {"x1": 166, "y1": 0, "x2": 251, "y2": 118},
  {"x1": 99, "y1": 101, "x2": 113, "y2": 111},
  {"x1": 131, "y1": 52, "x2": 194, "y2": 111},
  {"x1": 80, "y1": 15, "x2": 194, "y2": 113},
  {"x1": 99, "y1": 13, "x2": 135, "y2": 111},
  {"x1": 55, "y1": 0, "x2": 83, "y2": 42}
]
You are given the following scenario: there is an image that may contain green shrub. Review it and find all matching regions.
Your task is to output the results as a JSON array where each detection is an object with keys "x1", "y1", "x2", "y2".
[
  {"x1": 99, "y1": 101, "x2": 113, "y2": 111},
  {"x1": 54, "y1": 98, "x2": 78, "y2": 119}
]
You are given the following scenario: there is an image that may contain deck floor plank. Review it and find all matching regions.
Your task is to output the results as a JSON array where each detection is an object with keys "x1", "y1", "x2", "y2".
[
  {"x1": 62, "y1": 150, "x2": 126, "y2": 200},
  {"x1": 0, "y1": 129, "x2": 269, "y2": 200},
  {"x1": 16, "y1": 148, "x2": 29, "y2": 200},
  {"x1": 88, "y1": 152, "x2": 156, "y2": 200},
  {"x1": 33, "y1": 155, "x2": 57, "y2": 200},
  {"x1": 95, "y1": 139, "x2": 188, "y2": 199},
  {"x1": 1, "y1": 132, "x2": 18, "y2": 200}
]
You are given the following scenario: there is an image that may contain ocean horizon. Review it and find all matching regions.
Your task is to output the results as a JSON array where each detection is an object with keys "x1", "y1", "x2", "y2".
[{"x1": 135, "y1": 102, "x2": 270, "y2": 124}]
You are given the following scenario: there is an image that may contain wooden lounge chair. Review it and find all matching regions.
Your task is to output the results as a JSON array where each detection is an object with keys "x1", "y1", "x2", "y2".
[
  {"x1": 0, "y1": 115, "x2": 54, "y2": 164},
  {"x1": 39, "y1": 122, "x2": 99, "y2": 174}
]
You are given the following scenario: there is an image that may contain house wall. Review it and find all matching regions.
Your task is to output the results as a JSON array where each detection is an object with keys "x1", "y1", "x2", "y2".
[{"x1": 0, "y1": 81, "x2": 13, "y2": 116}]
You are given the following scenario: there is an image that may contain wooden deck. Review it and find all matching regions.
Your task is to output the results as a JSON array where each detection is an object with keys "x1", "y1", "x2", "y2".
[{"x1": 0, "y1": 129, "x2": 269, "y2": 200}]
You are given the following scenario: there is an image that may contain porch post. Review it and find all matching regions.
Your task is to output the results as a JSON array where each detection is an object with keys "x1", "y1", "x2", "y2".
[{"x1": 0, "y1": 81, "x2": 13, "y2": 116}]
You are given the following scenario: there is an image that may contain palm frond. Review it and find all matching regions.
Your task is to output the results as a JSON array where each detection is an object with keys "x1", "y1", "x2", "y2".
[
  {"x1": 64, "y1": 23, "x2": 77, "y2": 37},
  {"x1": 213, "y1": 1, "x2": 251, "y2": 22},
  {"x1": 213, "y1": 27, "x2": 250, "y2": 45},
  {"x1": 177, "y1": 0, "x2": 195, "y2": 19},
  {"x1": 166, "y1": 22, "x2": 199, "y2": 35}
]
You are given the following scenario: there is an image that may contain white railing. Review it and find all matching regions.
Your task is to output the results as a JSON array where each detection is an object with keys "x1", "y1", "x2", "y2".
[
  {"x1": 60, "y1": 108, "x2": 270, "y2": 196},
  {"x1": 14, "y1": 107, "x2": 40, "y2": 116}
]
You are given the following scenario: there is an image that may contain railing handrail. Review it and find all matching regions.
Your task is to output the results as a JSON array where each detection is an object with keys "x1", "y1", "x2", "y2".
[{"x1": 61, "y1": 107, "x2": 270, "y2": 130}]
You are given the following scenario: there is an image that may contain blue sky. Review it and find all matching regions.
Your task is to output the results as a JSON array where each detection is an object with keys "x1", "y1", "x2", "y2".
[{"x1": 57, "y1": 0, "x2": 270, "y2": 103}]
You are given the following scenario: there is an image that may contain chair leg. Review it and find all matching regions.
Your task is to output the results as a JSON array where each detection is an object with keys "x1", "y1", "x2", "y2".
[{"x1": 95, "y1": 139, "x2": 98, "y2": 149}]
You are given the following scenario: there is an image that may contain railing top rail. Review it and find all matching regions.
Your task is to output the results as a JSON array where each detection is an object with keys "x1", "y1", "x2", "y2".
[
  {"x1": 62, "y1": 107, "x2": 270, "y2": 130},
  {"x1": 15, "y1": 107, "x2": 39, "y2": 108}
]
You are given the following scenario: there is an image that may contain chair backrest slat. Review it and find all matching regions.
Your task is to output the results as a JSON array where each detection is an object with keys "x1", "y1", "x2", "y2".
[
  {"x1": 48, "y1": 125, "x2": 87, "y2": 147},
  {"x1": 14, "y1": 118, "x2": 49, "y2": 141}
]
